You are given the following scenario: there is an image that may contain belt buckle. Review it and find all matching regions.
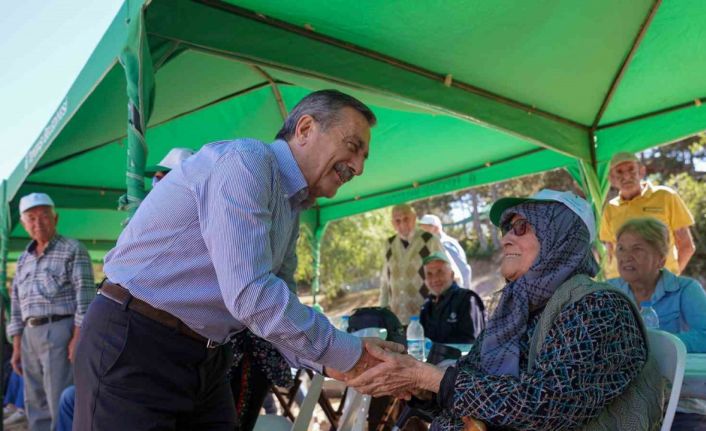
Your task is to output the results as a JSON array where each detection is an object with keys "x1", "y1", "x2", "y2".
[{"x1": 206, "y1": 339, "x2": 220, "y2": 349}]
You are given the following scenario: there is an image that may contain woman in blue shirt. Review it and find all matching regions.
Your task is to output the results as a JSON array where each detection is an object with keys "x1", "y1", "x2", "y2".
[{"x1": 609, "y1": 216, "x2": 706, "y2": 430}]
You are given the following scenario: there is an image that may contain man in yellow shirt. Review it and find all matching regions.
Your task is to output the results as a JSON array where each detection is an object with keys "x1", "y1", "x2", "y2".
[{"x1": 600, "y1": 152, "x2": 695, "y2": 279}]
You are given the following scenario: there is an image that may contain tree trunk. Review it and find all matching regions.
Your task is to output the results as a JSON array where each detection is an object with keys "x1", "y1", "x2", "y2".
[
  {"x1": 471, "y1": 190, "x2": 486, "y2": 252},
  {"x1": 490, "y1": 185, "x2": 502, "y2": 249}
]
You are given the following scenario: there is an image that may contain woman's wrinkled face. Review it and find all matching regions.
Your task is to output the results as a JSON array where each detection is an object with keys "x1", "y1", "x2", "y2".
[
  {"x1": 615, "y1": 230, "x2": 665, "y2": 284},
  {"x1": 500, "y1": 214, "x2": 540, "y2": 281}
]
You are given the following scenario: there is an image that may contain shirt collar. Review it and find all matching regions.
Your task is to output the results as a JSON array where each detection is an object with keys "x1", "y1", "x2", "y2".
[
  {"x1": 270, "y1": 139, "x2": 310, "y2": 208},
  {"x1": 652, "y1": 269, "x2": 681, "y2": 302},
  {"x1": 618, "y1": 181, "x2": 654, "y2": 205},
  {"x1": 26, "y1": 234, "x2": 61, "y2": 256},
  {"x1": 432, "y1": 282, "x2": 458, "y2": 302},
  {"x1": 616, "y1": 269, "x2": 678, "y2": 304}
]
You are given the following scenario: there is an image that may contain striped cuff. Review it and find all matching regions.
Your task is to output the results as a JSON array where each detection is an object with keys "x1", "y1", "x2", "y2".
[{"x1": 318, "y1": 329, "x2": 363, "y2": 373}]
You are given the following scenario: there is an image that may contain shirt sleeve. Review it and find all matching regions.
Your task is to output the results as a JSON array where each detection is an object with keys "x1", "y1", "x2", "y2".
[
  {"x1": 6, "y1": 269, "x2": 24, "y2": 338},
  {"x1": 446, "y1": 291, "x2": 646, "y2": 431},
  {"x1": 444, "y1": 241, "x2": 472, "y2": 289},
  {"x1": 668, "y1": 192, "x2": 695, "y2": 231},
  {"x1": 199, "y1": 149, "x2": 362, "y2": 372},
  {"x1": 72, "y1": 242, "x2": 96, "y2": 327},
  {"x1": 277, "y1": 216, "x2": 299, "y2": 293},
  {"x1": 677, "y1": 278, "x2": 706, "y2": 353}
]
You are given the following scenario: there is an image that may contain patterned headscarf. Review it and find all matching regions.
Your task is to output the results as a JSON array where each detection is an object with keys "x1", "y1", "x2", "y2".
[{"x1": 480, "y1": 201, "x2": 599, "y2": 376}]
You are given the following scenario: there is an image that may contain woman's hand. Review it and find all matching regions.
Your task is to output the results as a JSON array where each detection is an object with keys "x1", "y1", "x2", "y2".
[
  {"x1": 346, "y1": 341, "x2": 445, "y2": 397},
  {"x1": 325, "y1": 337, "x2": 405, "y2": 382}
]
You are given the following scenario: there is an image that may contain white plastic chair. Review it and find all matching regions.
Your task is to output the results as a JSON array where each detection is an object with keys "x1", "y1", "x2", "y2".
[
  {"x1": 648, "y1": 329, "x2": 687, "y2": 431},
  {"x1": 336, "y1": 328, "x2": 387, "y2": 431},
  {"x1": 254, "y1": 372, "x2": 324, "y2": 431}
]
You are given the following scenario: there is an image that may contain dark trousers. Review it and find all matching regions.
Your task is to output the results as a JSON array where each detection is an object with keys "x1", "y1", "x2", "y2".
[{"x1": 74, "y1": 294, "x2": 236, "y2": 430}]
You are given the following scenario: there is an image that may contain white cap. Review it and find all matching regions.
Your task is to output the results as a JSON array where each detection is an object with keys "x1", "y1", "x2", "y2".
[
  {"x1": 419, "y1": 214, "x2": 442, "y2": 229},
  {"x1": 19, "y1": 193, "x2": 55, "y2": 213},
  {"x1": 490, "y1": 189, "x2": 596, "y2": 242},
  {"x1": 146, "y1": 148, "x2": 195, "y2": 173}
]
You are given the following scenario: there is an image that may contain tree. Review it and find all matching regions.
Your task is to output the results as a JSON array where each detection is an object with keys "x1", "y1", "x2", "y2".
[
  {"x1": 318, "y1": 209, "x2": 390, "y2": 300},
  {"x1": 665, "y1": 173, "x2": 706, "y2": 285}
]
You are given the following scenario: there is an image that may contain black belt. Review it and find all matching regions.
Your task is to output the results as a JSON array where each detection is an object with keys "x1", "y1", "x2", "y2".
[
  {"x1": 99, "y1": 280, "x2": 220, "y2": 348},
  {"x1": 26, "y1": 314, "x2": 73, "y2": 328}
]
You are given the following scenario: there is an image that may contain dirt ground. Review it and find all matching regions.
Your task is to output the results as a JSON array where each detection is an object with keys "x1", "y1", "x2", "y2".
[{"x1": 301, "y1": 253, "x2": 507, "y2": 320}]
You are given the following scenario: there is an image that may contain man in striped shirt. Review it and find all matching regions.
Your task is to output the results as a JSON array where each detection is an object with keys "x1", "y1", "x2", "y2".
[
  {"x1": 74, "y1": 90, "x2": 403, "y2": 430},
  {"x1": 7, "y1": 192, "x2": 95, "y2": 431}
]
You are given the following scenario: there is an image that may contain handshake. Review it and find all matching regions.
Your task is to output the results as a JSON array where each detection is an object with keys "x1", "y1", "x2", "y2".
[{"x1": 325, "y1": 337, "x2": 443, "y2": 400}]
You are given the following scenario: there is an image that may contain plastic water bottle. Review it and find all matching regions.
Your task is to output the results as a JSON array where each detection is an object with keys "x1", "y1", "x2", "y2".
[
  {"x1": 339, "y1": 315, "x2": 350, "y2": 333},
  {"x1": 640, "y1": 301, "x2": 660, "y2": 329},
  {"x1": 407, "y1": 316, "x2": 426, "y2": 361}
]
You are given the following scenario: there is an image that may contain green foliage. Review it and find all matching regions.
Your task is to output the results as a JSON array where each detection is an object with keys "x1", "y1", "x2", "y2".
[
  {"x1": 665, "y1": 172, "x2": 706, "y2": 284},
  {"x1": 462, "y1": 234, "x2": 494, "y2": 259},
  {"x1": 319, "y1": 209, "x2": 389, "y2": 299},
  {"x1": 294, "y1": 224, "x2": 314, "y2": 289},
  {"x1": 317, "y1": 209, "x2": 390, "y2": 300}
]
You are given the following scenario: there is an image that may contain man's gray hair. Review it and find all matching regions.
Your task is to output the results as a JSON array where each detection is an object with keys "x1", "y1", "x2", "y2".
[{"x1": 275, "y1": 89, "x2": 376, "y2": 141}]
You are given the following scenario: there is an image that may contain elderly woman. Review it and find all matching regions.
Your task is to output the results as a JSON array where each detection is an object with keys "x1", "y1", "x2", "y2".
[
  {"x1": 351, "y1": 190, "x2": 663, "y2": 430},
  {"x1": 608, "y1": 217, "x2": 706, "y2": 430}
]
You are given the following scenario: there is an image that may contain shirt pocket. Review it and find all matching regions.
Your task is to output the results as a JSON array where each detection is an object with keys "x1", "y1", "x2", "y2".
[
  {"x1": 39, "y1": 267, "x2": 69, "y2": 299},
  {"x1": 16, "y1": 270, "x2": 32, "y2": 300}
]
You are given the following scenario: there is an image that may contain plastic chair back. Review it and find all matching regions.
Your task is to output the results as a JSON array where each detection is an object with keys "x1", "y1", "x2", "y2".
[
  {"x1": 254, "y1": 373, "x2": 324, "y2": 431},
  {"x1": 648, "y1": 329, "x2": 687, "y2": 431}
]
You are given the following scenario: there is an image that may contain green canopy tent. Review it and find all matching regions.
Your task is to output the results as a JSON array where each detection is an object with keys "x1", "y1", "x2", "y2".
[{"x1": 2, "y1": 0, "x2": 706, "y2": 306}]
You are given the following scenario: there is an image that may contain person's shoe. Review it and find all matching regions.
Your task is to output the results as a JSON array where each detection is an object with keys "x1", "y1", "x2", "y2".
[
  {"x1": 2, "y1": 405, "x2": 16, "y2": 419},
  {"x1": 3, "y1": 409, "x2": 25, "y2": 426}
]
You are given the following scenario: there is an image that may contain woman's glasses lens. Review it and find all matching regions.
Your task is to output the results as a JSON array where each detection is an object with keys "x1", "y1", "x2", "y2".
[{"x1": 501, "y1": 219, "x2": 529, "y2": 236}]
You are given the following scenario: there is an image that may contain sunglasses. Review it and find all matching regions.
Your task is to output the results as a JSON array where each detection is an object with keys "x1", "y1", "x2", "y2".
[{"x1": 501, "y1": 218, "x2": 531, "y2": 236}]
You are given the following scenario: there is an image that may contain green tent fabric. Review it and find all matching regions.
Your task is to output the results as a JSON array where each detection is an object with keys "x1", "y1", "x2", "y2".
[{"x1": 3, "y1": 0, "x2": 706, "y2": 282}]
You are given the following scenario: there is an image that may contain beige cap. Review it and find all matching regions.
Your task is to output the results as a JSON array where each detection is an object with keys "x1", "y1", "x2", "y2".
[{"x1": 609, "y1": 152, "x2": 640, "y2": 170}]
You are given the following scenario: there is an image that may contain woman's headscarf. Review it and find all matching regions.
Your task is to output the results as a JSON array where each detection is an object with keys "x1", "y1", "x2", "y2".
[{"x1": 480, "y1": 201, "x2": 599, "y2": 377}]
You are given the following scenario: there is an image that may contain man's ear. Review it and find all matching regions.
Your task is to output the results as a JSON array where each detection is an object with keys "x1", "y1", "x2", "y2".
[{"x1": 293, "y1": 114, "x2": 315, "y2": 147}]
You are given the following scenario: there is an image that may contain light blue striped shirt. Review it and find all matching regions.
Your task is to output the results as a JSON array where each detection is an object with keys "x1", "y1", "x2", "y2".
[{"x1": 104, "y1": 139, "x2": 362, "y2": 372}]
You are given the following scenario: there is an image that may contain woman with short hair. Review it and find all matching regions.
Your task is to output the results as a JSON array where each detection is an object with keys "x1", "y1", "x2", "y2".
[{"x1": 609, "y1": 216, "x2": 706, "y2": 430}]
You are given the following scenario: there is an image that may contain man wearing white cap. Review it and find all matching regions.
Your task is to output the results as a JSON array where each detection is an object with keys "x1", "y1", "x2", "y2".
[
  {"x1": 599, "y1": 152, "x2": 695, "y2": 279},
  {"x1": 145, "y1": 147, "x2": 195, "y2": 186},
  {"x1": 6, "y1": 193, "x2": 95, "y2": 431},
  {"x1": 419, "y1": 214, "x2": 472, "y2": 289}
]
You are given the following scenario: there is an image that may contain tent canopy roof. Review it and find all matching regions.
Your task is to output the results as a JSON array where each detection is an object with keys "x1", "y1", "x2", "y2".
[{"x1": 5, "y1": 0, "x2": 706, "y2": 258}]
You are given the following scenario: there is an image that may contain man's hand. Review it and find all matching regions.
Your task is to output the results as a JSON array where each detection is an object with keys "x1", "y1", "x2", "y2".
[
  {"x1": 326, "y1": 337, "x2": 404, "y2": 382},
  {"x1": 68, "y1": 326, "x2": 80, "y2": 363},
  {"x1": 347, "y1": 341, "x2": 445, "y2": 398},
  {"x1": 11, "y1": 336, "x2": 22, "y2": 376}
]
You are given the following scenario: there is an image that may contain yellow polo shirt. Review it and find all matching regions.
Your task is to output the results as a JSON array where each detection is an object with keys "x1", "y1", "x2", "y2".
[{"x1": 599, "y1": 181, "x2": 694, "y2": 278}]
